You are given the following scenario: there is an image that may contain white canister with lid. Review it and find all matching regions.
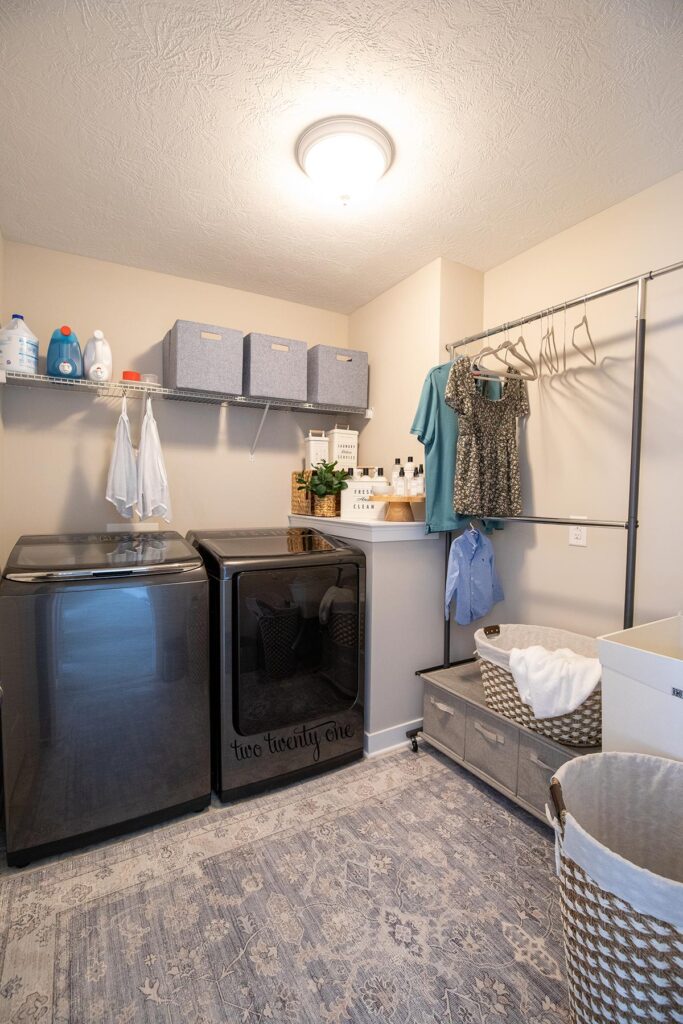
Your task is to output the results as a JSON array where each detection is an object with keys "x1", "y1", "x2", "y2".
[
  {"x1": 0, "y1": 314, "x2": 39, "y2": 374},
  {"x1": 328, "y1": 424, "x2": 359, "y2": 469},
  {"x1": 304, "y1": 429, "x2": 329, "y2": 469}
]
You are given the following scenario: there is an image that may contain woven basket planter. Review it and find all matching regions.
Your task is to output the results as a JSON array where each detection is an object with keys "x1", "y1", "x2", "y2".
[
  {"x1": 474, "y1": 624, "x2": 602, "y2": 747},
  {"x1": 312, "y1": 494, "x2": 338, "y2": 518},
  {"x1": 291, "y1": 471, "x2": 312, "y2": 515},
  {"x1": 549, "y1": 753, "x2": 683, "y2": 1024}
]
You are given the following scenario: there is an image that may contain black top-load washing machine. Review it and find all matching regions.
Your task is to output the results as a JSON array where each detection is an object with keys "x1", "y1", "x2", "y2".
[
  {"x1": 188, "y1": 528, "x2": 365, "y2": 801},
  {"x1": 0, "y1": 532, "x2": 210, "y2": 866}
]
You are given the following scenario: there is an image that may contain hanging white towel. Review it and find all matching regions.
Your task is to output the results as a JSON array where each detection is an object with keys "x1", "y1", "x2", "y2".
[
  {"x1": 137, "y1": 395, "x2": 172, "y2": 522},
  {"x1": 105, "y1": 396, "x2": 138, "y2": 518},
  {"x1": 508, "y1": 645, "x2": 601, "y2": 719}
]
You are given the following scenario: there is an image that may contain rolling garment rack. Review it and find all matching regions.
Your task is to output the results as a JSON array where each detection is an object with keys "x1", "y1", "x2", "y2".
[{"x1": 429, "y1": 258, "x2": 683, "y2": 671}]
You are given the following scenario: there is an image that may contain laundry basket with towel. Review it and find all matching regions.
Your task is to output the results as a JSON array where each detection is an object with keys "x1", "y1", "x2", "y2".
[
  {"x1": 474, "y1": 624, "x2": 602, "y2": 746},
  {"x1": 548, "y1": 752, "x2": 683, "y2": 1024}
]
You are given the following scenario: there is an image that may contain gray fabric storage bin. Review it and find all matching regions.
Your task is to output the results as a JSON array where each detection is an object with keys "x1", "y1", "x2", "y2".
[
  {"x1": 243, "y1": 333, "x2": 307, "y2": 401},
  {"x1": 307, "y1": 345, "x2": 368, "y2": 408},
  {"x1": 163, "y1": 320, "x2": 243, "y2": 395}
]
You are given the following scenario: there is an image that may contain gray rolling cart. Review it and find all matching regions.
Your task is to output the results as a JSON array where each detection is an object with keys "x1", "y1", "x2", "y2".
[{"x1": 412, "y1": 661, "x2": 599, "y2": 824}]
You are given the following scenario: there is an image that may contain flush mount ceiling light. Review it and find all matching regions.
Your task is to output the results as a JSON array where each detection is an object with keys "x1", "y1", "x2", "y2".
[{"x1": 296, "y1": 116, "x2": 394, "y2": 204}]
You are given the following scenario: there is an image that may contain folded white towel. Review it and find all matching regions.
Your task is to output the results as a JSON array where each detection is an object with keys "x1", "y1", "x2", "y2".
[{"x1": 508, "y1": 645, "x2": 601, "y2": 719}]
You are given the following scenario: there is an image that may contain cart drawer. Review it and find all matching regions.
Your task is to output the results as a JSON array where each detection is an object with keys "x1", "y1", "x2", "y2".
[
  {"x1": 517, "y1": 733, "x2": 572, "y2": 816},
  {"x1": 465, "y1": 706, "x2": 518, "y2": 793},
  {"x1": 422, "y1": 681, "x2": 467, "y2": 758}
]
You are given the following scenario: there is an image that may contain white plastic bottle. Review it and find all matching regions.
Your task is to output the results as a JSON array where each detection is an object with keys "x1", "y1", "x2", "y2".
[
  {"x1": 0, "y1": 314, "x2": 39, "y2": 375},
  {"x1": 390, "y1": 457, "x2": 402, "y2": 490},
  {"x1": 394, "y1": 467, "x2": 407, "y2": 497},
  {"x1": 409, "y1": 467, "x2": 421, "y2": 496},
  {"x1": 372, "y1": 467, "x2": 391, "y2": 495},
  {"x1": 83, "y1": 329, "x2": 113, "y2": 382},
  {"x1": 405, "y1": 456, "x2": 415, "y2": 479}
]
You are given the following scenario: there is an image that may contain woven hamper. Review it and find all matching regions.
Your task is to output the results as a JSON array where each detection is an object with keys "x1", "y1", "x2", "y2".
[
  {"x1": 474, "y1": 624, "x2": 602, "y2": 746},
  {"x1": 548, "y1": 753, "x2": 683, "y2": 1024}
]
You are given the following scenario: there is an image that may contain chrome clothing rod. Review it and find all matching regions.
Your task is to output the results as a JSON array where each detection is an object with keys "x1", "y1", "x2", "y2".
[{"x1": 445, "y1": 258, "x2": 683, "y2": 353}]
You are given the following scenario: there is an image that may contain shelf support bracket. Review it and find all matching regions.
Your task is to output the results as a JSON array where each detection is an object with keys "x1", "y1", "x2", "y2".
[{"x1": 249, "y1": 403, "x2": 271, "y2": 460}]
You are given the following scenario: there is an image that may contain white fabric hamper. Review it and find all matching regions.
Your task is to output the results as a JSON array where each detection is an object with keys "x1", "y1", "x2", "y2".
[
  {"x1": 599, "y1": 614, "x2": 683, "y2": 760},
  {"x1": 548, "y1": 752, "x2": 683, "y2": 1024}
]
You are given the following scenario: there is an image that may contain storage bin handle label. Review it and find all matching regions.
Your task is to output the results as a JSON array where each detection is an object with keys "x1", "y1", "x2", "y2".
[
  {"x1": 335, "y1": 354, "x2": 353, "y2": 362},
  {"x1": 530, "y1": 750, "x2": 555, "y2": 773},
  {"x1": 474, "y1": 720, "x2": 504, "y2": 745},
  {"x1": 271, "y1": 342, "x2": 290, "y2": 352},
  {"x1": 429, "y1": 696, "x2": 455, "y2": 716},
  {"x1": 200, "y1": 330, "x2": 222, "y2": 341}
]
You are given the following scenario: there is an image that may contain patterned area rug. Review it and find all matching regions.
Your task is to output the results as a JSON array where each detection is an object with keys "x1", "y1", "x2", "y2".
[{"x1": 0, "y1": 749, "x2": 569, "y2": 1023}]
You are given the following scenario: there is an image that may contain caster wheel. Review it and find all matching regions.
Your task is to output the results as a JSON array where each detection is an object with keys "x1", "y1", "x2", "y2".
[{"x1": 410, "y1": 736, "x2": 419, "y2": 753}]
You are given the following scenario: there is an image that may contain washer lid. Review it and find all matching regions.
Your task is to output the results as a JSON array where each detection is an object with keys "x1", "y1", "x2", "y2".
[
  {"x1": 189, "y1": 528, "x2": 340, "y2": 561},
  {"x1": 3, "y1": 531, "x2": 202, "y2": 581}
]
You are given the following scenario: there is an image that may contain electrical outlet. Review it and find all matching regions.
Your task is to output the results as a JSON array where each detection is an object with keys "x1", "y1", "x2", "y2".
[{"x1": 568, "y1": 523, "x2": 587, "y2": 547}]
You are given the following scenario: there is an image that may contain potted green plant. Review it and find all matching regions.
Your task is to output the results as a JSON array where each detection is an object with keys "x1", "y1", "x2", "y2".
[{"x1": 296, "y1": 460, "x2": 348, "y2": 518}]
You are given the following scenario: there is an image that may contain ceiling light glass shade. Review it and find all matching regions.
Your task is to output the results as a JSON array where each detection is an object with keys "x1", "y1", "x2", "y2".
[{"x1": 296, "y1": 117, "x2": 394, "y2": 204}]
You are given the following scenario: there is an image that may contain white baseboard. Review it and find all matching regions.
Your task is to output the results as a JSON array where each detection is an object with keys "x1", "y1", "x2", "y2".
[{"x1": 364, "y1": 718, "x2": 423, "y2": 757}]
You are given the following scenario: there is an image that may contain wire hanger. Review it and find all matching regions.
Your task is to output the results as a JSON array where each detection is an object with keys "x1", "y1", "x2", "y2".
[
  {"x1": 488, "y1": 323, "x2": 513, "y2": 372},
  {"x1": 540, "y1": 308, "x2": 560, "y2": 374},
  {"x1": 496, "y1": 325, "x2": 537, "y2": 380},
  {"x1": 471, "y1": 348, "x2": 506, "y2": 380},
  {"x1": 470, "y1": 329, "x2": 506, "y2": 381},
  {"x1": 572, "y1": 296, "x2": 598, "y2": 364}
]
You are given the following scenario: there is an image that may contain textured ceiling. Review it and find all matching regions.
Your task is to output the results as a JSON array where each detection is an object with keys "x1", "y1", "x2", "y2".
[{"x1": 0, "y1": 0, "x2": 682, "y2": 313}]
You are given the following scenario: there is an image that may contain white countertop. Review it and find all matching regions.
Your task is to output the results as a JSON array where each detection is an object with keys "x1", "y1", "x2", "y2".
[{"x1": 288, "y1": 514, "x2": 440, "y2": 543}]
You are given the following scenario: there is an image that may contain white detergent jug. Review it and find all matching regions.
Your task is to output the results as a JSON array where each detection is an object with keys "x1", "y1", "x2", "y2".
[
  {"x1": 0, "y1": 314, "x2": 39, "y2": 375},
  {"x1": 83, "y1": 329, "x2": 113, "y2": 382}
]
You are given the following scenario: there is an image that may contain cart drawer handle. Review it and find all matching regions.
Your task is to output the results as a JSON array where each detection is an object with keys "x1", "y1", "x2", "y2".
[
  {"x1": 529, "y1": 751, "x2": 555, "y2": 772},
  {"x1": 474, "y1": 720, "x2": 504, "y2": 745},
  {"x1": 429, "y1": 696, "x2": 455, "y2": 716}
]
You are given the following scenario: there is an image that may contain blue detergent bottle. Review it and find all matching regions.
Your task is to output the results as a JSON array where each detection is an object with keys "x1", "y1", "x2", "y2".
[{"x1": 47, "y1": 325, "x2": 83, "y2": 379}]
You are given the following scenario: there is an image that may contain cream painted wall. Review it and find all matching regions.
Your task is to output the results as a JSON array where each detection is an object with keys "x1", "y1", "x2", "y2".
[
  {"x1": 439, "y1": 259, "x2": 484, "y2": 350},
  {"x1": 348, "y1": 257, "x2": 485, "y2": 471},
  {"x1": 348, "y1": 258, "x2": 442, "y2": 470},
  {"x1": 0, "y1": 243, "x2": 351, "y2": 563},
  {"x1": 446, "y1": 171, "x2": 683, "y2": 659}
]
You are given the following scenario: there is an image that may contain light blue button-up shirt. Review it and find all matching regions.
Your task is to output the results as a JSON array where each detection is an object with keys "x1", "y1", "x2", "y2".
[{"x1": 445, "y1": 527, "x2": 504, "y2": 625}]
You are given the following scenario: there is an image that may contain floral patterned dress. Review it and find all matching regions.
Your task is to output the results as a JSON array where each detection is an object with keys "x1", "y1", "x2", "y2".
[{"x1": 445, "y1": 356, "x2": 529, "y2": 517}]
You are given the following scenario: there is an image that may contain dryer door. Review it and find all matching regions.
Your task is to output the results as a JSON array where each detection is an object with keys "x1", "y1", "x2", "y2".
[{"x1": 234, "y1": 563, "x2": 360, "y2": 735}]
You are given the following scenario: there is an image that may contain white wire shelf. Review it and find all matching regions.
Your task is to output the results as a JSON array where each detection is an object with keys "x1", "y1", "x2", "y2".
[{"x1": 0, "y1": 370, "x2": 370, "y2": 418}]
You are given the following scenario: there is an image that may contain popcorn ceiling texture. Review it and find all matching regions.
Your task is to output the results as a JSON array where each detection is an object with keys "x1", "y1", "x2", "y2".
[{"x1": 0, "y1": 0, "x2": 681, "y2": 312}]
